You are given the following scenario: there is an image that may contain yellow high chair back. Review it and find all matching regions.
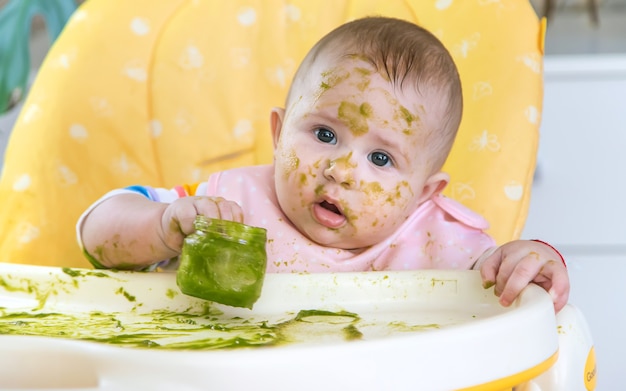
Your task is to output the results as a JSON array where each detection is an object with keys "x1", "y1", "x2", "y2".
[{"x1": 0, "y1": 0, "x2": 543, "y2": 267}]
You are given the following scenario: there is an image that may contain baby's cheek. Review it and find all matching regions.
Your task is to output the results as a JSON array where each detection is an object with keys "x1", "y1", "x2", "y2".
[
  {"x1": 373, "y1": 181, "x2": 415, "y2": 214},
  {"x1": 393, "y1": 181, "x2": 415, "y2": 210},
  {"x1": 368, "y1": 182, "x2": 415, "y2": 227},
  {"x1": 294, "y1": 164, "x2": 320, "y2": 193},
  {"x1": 297, "y1": 172, "x2": 308, "y2": 189},
  {"x1": 359, "y1": 181, "x2": 384, "y2": 206},
  {"x1": 277, "y1": 147, "x2": 300, "y2": 179}
]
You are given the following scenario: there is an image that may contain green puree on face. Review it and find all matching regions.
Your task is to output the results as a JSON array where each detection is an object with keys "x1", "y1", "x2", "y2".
[{"x1": 176, "y1": 217, "x2": 268, "y2": 309}]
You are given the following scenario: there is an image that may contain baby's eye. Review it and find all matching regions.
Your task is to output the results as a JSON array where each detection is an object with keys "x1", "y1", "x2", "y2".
[
  {"x1": 314, "y1": 128, "x2": 336, "y2": 144},
  {"x1": 368, "y1": 151, "x2": 392, "y2": 167}
]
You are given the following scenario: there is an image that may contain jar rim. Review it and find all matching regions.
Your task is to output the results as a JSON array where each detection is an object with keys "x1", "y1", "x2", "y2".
[{"x1": 193, "y1": 215, "x2": 267, "y2": 239}]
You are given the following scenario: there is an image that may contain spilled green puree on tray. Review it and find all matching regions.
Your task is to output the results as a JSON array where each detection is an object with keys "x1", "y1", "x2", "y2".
[{"x1": 0, "y1": 267, "x2": 444, "y2": 351}]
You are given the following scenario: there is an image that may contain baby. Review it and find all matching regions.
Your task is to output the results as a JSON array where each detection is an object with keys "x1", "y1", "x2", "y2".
[{"x1": 78, "y1": 17, "x2": 569, "y2": 311}]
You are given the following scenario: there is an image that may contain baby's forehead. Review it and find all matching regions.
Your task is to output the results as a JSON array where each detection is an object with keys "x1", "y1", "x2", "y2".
[
  {"x1": 316, "y1": 54, "x2": 376, "y2": 78},
  {"x1": 300, "y1": 56, "x2": 385, "y2": 95},
  {"x1": 292, "y1": 51, "x2": 444, "y2": 123},
  {"x1": 309, "y1": 59, "x2": 423, "y2": 110}
]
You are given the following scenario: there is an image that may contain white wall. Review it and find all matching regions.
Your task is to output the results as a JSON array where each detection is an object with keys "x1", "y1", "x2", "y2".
[{"x1": 523, "y1": 54, "x2": 626, "y2": 389}]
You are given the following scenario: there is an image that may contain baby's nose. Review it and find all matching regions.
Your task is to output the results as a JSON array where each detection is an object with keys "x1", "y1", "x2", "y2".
[{"x1": 323, "y1": 159, "x2": 356, "y2": 188}]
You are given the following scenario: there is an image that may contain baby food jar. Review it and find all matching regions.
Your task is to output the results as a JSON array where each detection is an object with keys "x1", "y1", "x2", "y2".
[{"x1": 176, "y1": 216, "x2": 268, "y2": 309}]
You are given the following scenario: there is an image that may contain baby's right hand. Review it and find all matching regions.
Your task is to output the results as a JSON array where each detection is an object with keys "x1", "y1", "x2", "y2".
[{"x1": 160, "y1": 196, "x2": 244, "y2": 253}]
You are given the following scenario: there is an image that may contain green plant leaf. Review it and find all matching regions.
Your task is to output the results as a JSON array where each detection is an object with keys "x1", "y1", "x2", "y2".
[{"x1": 0, "y1": 0, "x2": 77, "y2": 113}]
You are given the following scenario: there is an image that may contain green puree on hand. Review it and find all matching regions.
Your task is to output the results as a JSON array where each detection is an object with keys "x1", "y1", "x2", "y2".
[{"x1": 176, "y1": 216, "x2": 268, "y2": 309}]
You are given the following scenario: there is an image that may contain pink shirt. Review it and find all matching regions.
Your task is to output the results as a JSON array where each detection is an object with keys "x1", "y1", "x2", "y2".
[{"x1": 205, "y1": 165, "x2": 495, "y2": 273}]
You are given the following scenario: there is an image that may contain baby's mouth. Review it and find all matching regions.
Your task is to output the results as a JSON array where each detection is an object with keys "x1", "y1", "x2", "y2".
[
  {"x1": 313, "y1": 200, "x2": 346, "y2": 229},
  {"x1": 319, "y1": 200, "x2": 342, "y2": 216}
]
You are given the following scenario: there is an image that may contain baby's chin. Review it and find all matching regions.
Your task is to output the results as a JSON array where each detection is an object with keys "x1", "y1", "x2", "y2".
[
  {"x1": 299, "y1": 228, "x2": 371, "y2": 255},
  {"x1": 278, "y1": 199, "x2": 375, "y2": 252}
]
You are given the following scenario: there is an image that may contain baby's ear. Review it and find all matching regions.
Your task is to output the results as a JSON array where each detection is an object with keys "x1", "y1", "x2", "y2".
[
  {"x1": 270, "y1": 107, "x2": 285, "y2": 149},
  {"x1": 417, "y1": 172, "x2": 450, "y2": 204}
]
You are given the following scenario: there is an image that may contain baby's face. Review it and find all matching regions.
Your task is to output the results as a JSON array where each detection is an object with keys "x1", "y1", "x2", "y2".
[{"x1": 273, "y1": 57, "x2": 446, "y2": 250}]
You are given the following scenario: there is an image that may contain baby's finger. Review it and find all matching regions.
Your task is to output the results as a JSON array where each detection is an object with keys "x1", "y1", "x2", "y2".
[
  {"x1": 214, "y1": 199, "x2": 244, "y2": 223},
  {"x1": 543, "y1": 262, "x2": 570, "y2": 312},
  {"x1": 167, "y1": 200, "x2": 204, "y2": 236},
  {"x1": 192, "y1": 197, "x2": 225, "y2": 221},
  {"x1": 497, "y1": 255, "x2": 546, "y2": 307},
  {"x1": 478, "y1": 247, "x2": 501, "y2": 288},
  {"x1": 193, "y1": 197, "x2": 243, "y2": 223}
]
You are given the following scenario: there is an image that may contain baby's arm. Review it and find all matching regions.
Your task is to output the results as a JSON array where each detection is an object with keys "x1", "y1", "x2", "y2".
[
  {"x1": 80, "y1": 193, "x2": 243, "y2": 269},
  {"x1": 474, "y1": 240, "x2": 569, "y2": 312}
]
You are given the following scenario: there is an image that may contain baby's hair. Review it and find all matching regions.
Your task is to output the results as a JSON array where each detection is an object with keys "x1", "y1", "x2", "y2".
[{"x1": 287, "y1": 16, "x2": 463, "y2": 171}]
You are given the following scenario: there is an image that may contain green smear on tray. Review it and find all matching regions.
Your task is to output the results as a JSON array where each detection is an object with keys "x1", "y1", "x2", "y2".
[{"x1": 0, "y1": 308, "x2": 366, "y2": 350}]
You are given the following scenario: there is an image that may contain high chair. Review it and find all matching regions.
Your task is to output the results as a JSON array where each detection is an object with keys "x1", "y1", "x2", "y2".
[{"x1": 0, "y1": 0, "x2": 596, "y2": 389}]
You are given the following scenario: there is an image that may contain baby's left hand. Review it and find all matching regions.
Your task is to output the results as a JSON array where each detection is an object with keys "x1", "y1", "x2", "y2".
[{"x1": 477, "y1": 240, "x2": 569, "y2": 312}]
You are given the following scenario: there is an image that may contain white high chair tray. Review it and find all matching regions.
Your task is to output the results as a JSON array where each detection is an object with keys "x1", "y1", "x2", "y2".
[{"x1": 0, "y1": 263, "x2": 558, "y2": 390}]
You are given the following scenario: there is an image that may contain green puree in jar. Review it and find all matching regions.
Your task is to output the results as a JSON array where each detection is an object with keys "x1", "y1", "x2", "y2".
[{"x1": 176, "y1": 216, "x2": 268, "y2": 309}]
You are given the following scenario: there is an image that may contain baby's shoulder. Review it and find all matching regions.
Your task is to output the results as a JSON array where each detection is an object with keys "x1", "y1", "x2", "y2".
[{"x1": 429, "y1": 195, "x2": 490, "y2": 230}]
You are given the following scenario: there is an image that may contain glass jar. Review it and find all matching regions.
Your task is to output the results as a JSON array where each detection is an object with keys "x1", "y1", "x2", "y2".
[{"x1": 176, "y1": 216, "x2": 267, "y2": 309}]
